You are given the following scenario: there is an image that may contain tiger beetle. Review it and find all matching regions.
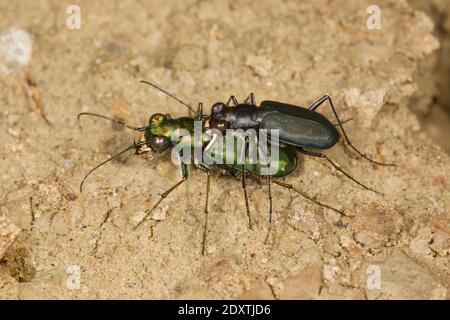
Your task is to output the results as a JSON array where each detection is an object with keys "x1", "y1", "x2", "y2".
[
  {"x1": 78, "y1": 80, "x2": 392, "y2": 255},
  {"x1": 209, "y1": 92, "x2": 395, "y2": 194}
]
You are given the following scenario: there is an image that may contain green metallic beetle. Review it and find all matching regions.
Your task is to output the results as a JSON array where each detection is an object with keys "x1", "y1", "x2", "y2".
[{"x1": 78, "y1": 81, "x2": 344, "y2": 254}]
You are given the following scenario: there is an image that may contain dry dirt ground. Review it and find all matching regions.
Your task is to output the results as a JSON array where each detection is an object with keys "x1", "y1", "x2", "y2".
[{"x1": 0, "y1": 0, "x2": 449, "y2": 299}]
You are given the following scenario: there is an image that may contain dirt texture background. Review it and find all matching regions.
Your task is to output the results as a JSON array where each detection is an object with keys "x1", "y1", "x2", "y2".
[{"x1": 0, "y1": 0, "x2": 449, "y2": 299}]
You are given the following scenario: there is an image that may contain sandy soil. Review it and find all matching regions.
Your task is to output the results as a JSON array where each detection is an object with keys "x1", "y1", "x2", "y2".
[{"x1": 0, "y1": 0, "x2": 449, "y2": 299}]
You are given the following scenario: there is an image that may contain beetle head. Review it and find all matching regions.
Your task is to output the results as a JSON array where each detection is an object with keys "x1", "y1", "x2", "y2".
[
  {"x1": 209, "y1": 102, "x2": 229, "y2": 133},
  {"x1": 136, "y1": 113, "x2": 172, "y2": 154}
]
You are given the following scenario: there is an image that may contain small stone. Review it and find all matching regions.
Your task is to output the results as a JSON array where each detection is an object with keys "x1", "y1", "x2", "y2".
[
  {"x1": 63, "y1": 159, "x2": 74, "y2": 171},
  {"x1": 7, "y1": 128, "x2": 20, "y2": 137},
  {"x1": 11, "y1": 144, "x2": 24, "y2": 152},
  {"x1": 152, "y1": 206, "x2": 166, "y2": 221},
  {"x1": 0, "y1": 26, "x2": 32, "y2": 74}
]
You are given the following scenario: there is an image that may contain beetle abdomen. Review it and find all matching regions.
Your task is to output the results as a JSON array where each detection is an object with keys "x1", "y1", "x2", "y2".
[
  {"x1": 260, "y1": 101, "x2": 340, "y2": 149},
  {"x1": 206, "y1": 138, "x2": 297, "y2": 177}
]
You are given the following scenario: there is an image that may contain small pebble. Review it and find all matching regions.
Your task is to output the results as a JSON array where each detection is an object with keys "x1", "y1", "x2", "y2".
[
  {"x1": 8, "y1": 128, "x2": 20, "y2": 137},
  {"x1": 152, "y1": 206, "x2": 166, "y2": 221},
  {"x1": 0, "y1": 26, "x2": 32, "y2": 74},
  {"x1": 63, "y1": 159, "x2": 74, "y2": 171}
]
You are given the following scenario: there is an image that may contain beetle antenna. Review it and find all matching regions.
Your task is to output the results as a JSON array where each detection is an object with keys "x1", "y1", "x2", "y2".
[
  {"x1": 80, "y1": 142, "x2": 146, "y2": 193},
  {"x1": 139, "y1": 80, "x2": 199, "y2": 116},
  {"x1": 78, "y1": 112, "x2": 146, "y2": 131}
]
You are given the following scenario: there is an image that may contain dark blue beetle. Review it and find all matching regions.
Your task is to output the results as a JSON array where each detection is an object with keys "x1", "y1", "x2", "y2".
[
  {"x1": 208, "y1": 93, "x2": 393, "y2": 194},
  {"x1": 209, "y1": 96, "x2": 339, "y2": 150}
]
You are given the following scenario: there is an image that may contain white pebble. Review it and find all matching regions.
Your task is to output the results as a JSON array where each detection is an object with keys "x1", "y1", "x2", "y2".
[
  {"x1": 63, "y1": 159, "x2": 74, "y2": 171},
  {"x1": 8, "y1": 128, "x2": 20, "y2": 137},
  {"x1": 152, "y1": 206, "x2": 166, "y2": 221},
  {"x1": 11, "y1": 143, "x2": 24, "y2": 152},
  {"x1": 0, "y1": 26, "x2": 32, "y2": 74}
]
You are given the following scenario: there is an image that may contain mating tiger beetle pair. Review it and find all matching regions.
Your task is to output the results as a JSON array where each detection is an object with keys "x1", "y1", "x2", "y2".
[{"x1": 78, "y1": 80, "x2": 394, "y2": 255}]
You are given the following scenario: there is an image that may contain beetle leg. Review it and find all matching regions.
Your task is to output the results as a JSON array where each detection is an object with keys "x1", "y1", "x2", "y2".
[
  {"x1": 226, "y1": 95, "x2": 239, "y2": 107},
  {"x1": 297, "y1": 148, "x2": 383, "y2": 195},
  {"x1": 264, "y1": 173, "x2": 273, "y2": 244},
  {"x1": 244, "y1": 93, "x2": 256, "y2": 105},
  {"x1": 272, "y1": 179, "x2": 345, "y2": 215},
  {"x1": 332, "y1": 117, "x2": 353, "y2": 127},
  {"x1": 196, "y1": 102, "x2": 203, "y2": 120},
  {"x1": 307, "y1": 95, "x2": 394, "y2": 166},
  {"x1": 245, "y1": 170, "x2": 345, "y2": 216},
  {"x1": 196, "y1": 102, "x2": 209, "y2": 123},
  {"x1": 307, "y1": 95, "x2": 329, "y2": 111},
  {"x1": 134, "y1": 164, "x2": 189, "y2": 229},
  {"x1": 241, "y1": 165, "x2": 252, "y2": 230},
  {"x1": 201, "y1": 171, "x2": 211, "y2": 255}
]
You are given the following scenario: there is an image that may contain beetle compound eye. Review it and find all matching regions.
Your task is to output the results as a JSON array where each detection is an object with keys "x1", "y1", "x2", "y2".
[
  {"x1": 212, "y1": 102, "x2": 225, "y2": 114},
  {"x1": 149, "y1": 135, "x2": 170, "y2": 151},
  {"x1": 149, "y1": 113, "x2": 165, "y2": 125}
]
